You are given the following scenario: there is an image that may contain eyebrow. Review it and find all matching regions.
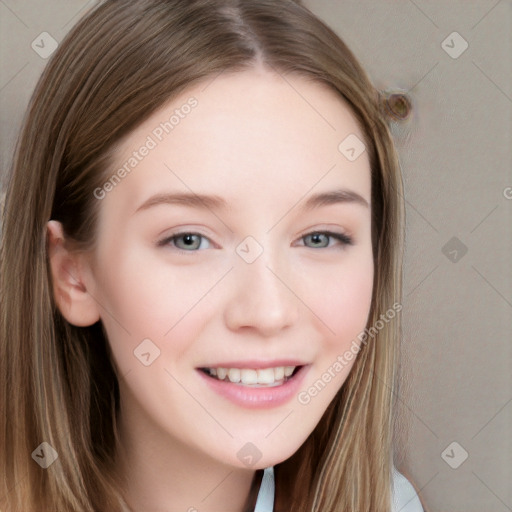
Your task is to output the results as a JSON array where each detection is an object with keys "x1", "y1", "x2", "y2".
[
  {"x1": 135, "y1": 192, "x2": 227, "y2": 213},
  {"x1": 134, "y1": 188, "x2": 369, "y2": 214},
  {"x1": 302, "y1": 189, "x2": 370, "y2": 210}
]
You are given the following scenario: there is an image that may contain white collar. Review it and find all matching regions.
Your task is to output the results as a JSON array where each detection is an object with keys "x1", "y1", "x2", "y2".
[
  {"x1": 253, "y1": 466, "x2": 424, "y2": 512},
  {"x1": 254, "y1": 467, "x2": 275, "y2": 512}
]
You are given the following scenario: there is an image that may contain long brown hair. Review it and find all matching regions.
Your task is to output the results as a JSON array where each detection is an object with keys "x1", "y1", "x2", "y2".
[{"x1": 0, "y1": 1, "x2": 406, "y2": 510}]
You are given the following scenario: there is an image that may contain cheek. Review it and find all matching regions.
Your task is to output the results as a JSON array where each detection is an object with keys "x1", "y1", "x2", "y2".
[
  {"x1": 291, "y1": 253, "x2": 373, "y2": 427},
  {"x1": 302, "y1": 253, "x2": 374, "y2": 349},
  {"x1": 90, "y1": 243, "x2": 225, "y2": 362}
]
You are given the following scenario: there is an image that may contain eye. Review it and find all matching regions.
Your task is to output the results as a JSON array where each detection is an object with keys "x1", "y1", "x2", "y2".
[
  {"x1": 158, "y1": 232, "x2": 212, "y2": 251},
  {"x1": 301, "y1": 231, "x2": 353, "y2": 249}
]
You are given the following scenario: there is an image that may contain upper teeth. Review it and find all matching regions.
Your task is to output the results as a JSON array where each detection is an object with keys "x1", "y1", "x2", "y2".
[{"x1": 207, "y1": 366, "x2": 296, "y2": 385}]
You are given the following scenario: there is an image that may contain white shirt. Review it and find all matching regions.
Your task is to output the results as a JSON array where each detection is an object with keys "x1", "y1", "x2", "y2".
[{"x1": 254, "y1": 466, "x2": 424, "y2": 512}]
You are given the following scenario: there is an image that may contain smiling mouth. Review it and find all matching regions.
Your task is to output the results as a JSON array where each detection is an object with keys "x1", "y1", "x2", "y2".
[{"x1": 199, "y1": 366, "x2": 303, "y2": 387}]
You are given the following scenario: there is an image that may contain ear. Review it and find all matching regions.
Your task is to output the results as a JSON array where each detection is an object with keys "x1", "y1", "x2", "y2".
[{"x1": 46, "y1": 220, "x2": 101, "y2": 327}]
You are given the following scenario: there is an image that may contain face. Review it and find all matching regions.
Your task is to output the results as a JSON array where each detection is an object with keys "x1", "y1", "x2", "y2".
[{"x1": 81, "y1": 67, "x2": 373, "y2": 470}]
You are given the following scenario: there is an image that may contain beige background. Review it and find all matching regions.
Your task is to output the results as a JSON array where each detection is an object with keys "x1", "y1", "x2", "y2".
[{"x1": 1, "y1": 1, "x2": 511, "y2": 511}]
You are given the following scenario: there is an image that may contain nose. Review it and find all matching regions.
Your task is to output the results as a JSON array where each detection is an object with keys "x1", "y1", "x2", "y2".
[{"x1": 223, "y1": 248, "x2": 300, "y2": 337}]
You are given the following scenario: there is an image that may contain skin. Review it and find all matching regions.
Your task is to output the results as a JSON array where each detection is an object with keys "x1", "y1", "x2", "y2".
[{"x1": 47, "y1": 66, "x2": 374, "y2": 512}]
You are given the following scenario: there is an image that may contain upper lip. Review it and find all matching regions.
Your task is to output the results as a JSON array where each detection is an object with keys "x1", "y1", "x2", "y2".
[{"x1": 198, "y1": 359, "x2": 308, "y2": 369}]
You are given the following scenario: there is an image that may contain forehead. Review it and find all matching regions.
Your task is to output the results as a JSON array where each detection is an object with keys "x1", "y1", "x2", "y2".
[{"x1": 105, "y1": 67, "x2": 371, "y2": 215}]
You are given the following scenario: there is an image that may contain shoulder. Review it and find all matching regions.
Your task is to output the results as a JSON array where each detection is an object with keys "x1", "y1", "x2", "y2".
[{"x1": 392, "y1": 467, "x2": 424, "y2": 512}]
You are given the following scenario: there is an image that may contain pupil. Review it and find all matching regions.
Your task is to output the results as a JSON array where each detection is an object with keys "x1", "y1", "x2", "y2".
[{"x1": 311, "y1": 233, "x2": 324, "y2": 245}]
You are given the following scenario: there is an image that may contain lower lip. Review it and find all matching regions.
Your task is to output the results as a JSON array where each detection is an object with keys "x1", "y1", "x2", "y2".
[{"x1": 197, "y1": 366, "x2": 309, "y2": 409}]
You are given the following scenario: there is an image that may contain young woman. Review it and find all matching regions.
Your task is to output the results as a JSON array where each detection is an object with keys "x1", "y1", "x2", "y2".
[{"x1": 0, "y1": 1, "x2": 425, "y2": 510}]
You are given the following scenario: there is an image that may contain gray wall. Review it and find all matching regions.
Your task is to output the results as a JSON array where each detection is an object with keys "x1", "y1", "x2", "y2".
[{"x1": 1, "y1": 1, "x2": 511, "y2": 511}]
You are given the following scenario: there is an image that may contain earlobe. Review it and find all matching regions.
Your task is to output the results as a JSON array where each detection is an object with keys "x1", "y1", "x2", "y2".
[{"x1": 46, "y1": 220, "x2": 101, "y2": 327}]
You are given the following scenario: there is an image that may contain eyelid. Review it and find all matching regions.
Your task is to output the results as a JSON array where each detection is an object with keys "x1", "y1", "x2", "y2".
[
  {"x1": 297, "y1": 229, "x2": 354, "y2": 247},
  {"x1": 157, "y1": 230, "x2": 215, "y2": 251}
]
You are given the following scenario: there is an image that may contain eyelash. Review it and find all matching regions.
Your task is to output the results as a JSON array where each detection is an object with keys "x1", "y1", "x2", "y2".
[
  {"x1": 157, "y1": 230, "x2": 353, "y2": 253},
  {"x1": 302, "y1": 231, "x2": 353, "y2": 248}
]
